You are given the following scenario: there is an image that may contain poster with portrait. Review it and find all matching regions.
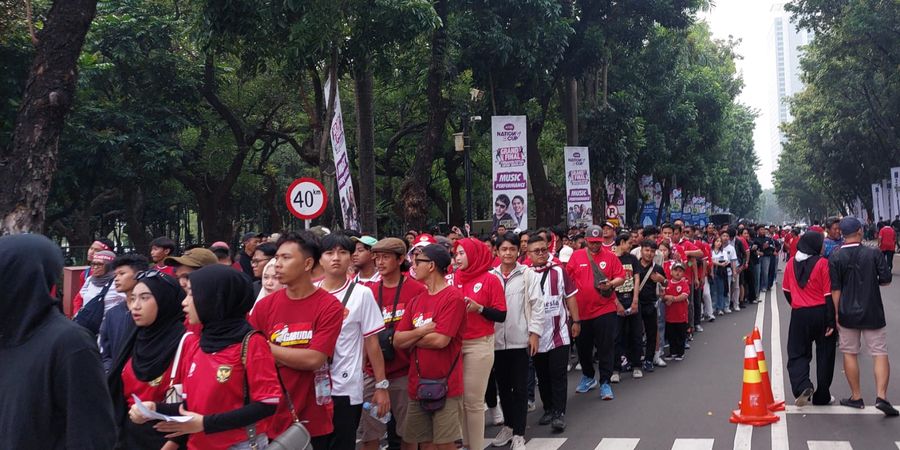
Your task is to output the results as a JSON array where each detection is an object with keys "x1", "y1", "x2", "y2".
[
  {"x1": 325, "y1": 76, "x2": 360, "y2": 231},
  {"x1": 491, "y1": 116, "x2": 528, "y2": 232},
  {"x1": 638, "y1": 175, "x2": 658, "y2": 226},
  {"x1": 669, "y1": 188, "x2": 683, "y2": 222},
  {"x1": 605, "y1": 179, "x2": 626, "y2": 227},
  {"x1": 564, "y1": 147, "x2": 593, "y2": 227}
]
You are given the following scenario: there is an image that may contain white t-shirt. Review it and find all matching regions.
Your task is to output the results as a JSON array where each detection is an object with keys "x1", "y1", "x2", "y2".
[
  {"x1": 316, "y1": 279, "x2": 384, "y2": 404},
  {"x1": 353, "y1": 270, "x2": 381, "y2": 284},
  {"x1": 723, "y1": 243, "x2": 738, "y2": 263}
]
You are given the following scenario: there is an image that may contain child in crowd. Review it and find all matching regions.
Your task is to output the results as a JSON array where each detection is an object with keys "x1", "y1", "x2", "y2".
[{"x1": 663, "y1": 262, "x2": 690, "y2": 361}]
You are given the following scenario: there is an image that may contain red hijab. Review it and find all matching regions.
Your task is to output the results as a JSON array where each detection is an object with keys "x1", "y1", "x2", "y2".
[{"x1": 453, "y1": 237, "x2": 494, "y2": 286}]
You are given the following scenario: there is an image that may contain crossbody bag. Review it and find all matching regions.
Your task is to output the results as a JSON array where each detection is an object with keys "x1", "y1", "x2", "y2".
[
  {"x1": 414, "y1": 348, "x2": 460, "y2": 413},
  {"x1": 377, "y1": 277, "x2": 404, "y2": 361}
]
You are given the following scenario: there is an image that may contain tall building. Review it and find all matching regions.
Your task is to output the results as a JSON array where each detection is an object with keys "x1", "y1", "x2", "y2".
[{"x1": 771, "y1": 3, "x2": 812, "y2": 168}]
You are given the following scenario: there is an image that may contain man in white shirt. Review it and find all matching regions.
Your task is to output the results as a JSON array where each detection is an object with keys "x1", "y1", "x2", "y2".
[
  {"x1": 317, "y1": 233, "x2": 390, "y2": 450},
  {"x1": 720, "y1": 231, "x2": 739, "y2": 313},
  {"x1": 352, "y1": 235, "x2": 382, "y2": 284}
]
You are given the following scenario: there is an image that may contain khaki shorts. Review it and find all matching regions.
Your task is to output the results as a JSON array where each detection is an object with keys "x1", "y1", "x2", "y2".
[
  {"x1": 838, "y1": 326, "x2": 889, "y2": 356},
  {"x1": 358, "y1": 375, "x2": 410, "y2": 442},
  {"x1": 402, "y1": 395, "x2": 463, "y2": 444}
]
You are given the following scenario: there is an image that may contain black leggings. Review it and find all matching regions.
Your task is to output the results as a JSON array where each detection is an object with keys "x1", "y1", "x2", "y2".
[
  {"x1": 787, "y1": 305, "x2": 837, "y2": 405},
  {"x1": 494, "y1": 349, "x2": 529, "y2": 435}
]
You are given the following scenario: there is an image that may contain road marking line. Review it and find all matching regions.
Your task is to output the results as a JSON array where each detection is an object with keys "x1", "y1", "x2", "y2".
[
  {"x1": 671, "y1": 438, "x2": 714, "y2": 450},
  {"x1": 895, "y1": 441, "x2": 900, "y2": 449},
  {"x1": 594, "y1": 438, "x2": 640, "y2": 450},
  {"x1": 785, "y1": 405, "x2": 882, "y2": 415},
  {"x1": 807, "y1": 441, "x2": 852, "y2": 450},
  {"x1": 755, "y1": 292, "x2": 766, "y2": 332},
  {"x1": 770, "y1": 288, "x2": 789, "y2": 450},
  {"x1": 526, "y1": 437, "x2": 567, "y2": 450},
  {"x1": 734, "y1": 424, "x2": 753, "y2": 450}
]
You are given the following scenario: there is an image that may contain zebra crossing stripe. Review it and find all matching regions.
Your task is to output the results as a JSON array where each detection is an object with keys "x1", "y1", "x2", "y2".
[
  {"x1": 807, "y1": 441, "x2": 852, "y2": 450},
  {"x1": 785, "y1": 405, "x2": 882, "y2": 415},
  {"x1": 670, "y1": 438, "x2": 714, "y2": 450},
  {"x1": 594, "y1": 438, "x2": 640, "y2": 450},
  {"x1": 525, "y1": 438, "x2": 568, "y2": 450}
]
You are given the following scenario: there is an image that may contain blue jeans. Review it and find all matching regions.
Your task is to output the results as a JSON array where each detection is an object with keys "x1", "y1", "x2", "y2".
[
  {"x1": 759, "y1": 255, "x2": 771, "y2": 292},
  {"x1": 713, "y1": 272, "x2": 728, "y2": 311}
]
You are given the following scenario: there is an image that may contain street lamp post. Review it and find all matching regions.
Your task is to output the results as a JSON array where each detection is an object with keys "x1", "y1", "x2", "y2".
[{"x1": 454, "y1": 89, "x2": 483, "y2": 236}]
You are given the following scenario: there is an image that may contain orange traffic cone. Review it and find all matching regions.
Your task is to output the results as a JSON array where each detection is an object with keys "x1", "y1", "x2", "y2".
[
  {"x1": 752, "y1": 327, "x2": 785, "y2": 411},
  {"x1": 730, "y1": 334, "x2": 780, "y2": 426}
]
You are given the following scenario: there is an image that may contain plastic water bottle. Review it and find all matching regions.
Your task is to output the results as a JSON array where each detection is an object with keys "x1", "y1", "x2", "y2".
[
  {"x1": 362, "y1": 402, "x2": 391, "y2": 423},
  {"x1": 314, "y1": 364, "x2": 332, "y2": 405}
]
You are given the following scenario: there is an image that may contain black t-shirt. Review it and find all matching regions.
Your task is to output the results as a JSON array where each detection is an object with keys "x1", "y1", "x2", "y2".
[
  {"x1": 828, "y1": 243, "x2": 891, "y2": 329},
  {"x1": 635, "y1": 260, "x2": 665, "y2": 304},
  {"x1": 616, "y1": 253, "x2": 640, "y2": 304}
]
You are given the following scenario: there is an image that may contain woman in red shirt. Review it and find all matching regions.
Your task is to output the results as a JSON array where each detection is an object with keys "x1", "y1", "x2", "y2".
[
  {"x1": 451, "y1": 238, "x2": 507, "y2": 450},
  {"x1": 133, "y1": 265, "x2": 282, "y2": 450},
  {"x1": 110, "y1": 270, "x2": 187, "y2": 450}
]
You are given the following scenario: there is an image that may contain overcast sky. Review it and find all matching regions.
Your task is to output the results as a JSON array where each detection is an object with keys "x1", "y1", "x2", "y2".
[{"x1": 700, "y1": 0, "x2": 783, "y2": 189}]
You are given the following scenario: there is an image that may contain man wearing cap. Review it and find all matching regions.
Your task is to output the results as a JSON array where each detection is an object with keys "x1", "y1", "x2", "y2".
[
  {"x1": 566, "y1": 224, "x2": 626, "y2": 400},
  {"x1": 352, "y1": 235, "x2": 381, "y2": 284},
  {"x1": 164, "y1": 247, "x2": 218, "y2": 291},
  {"x1": 235, "y1": 232, "x2": 261, "y2": 278},
  {"x1": 394, "y1": 244, "x2": 467, "y2": 450},
  {"x1": 828, "y1": 217, "x2": 897, "y2": 415},
  {"x1": 358, "y1": 238, "x2": 428, "y2": 450},
  {"x1": 601, "y1": 221, "x2": 616, "y2": 250}
]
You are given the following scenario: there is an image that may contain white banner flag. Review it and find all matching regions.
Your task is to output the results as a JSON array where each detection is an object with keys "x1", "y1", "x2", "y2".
[
  {"x1": 872, "y1": 183, "x2": 884, "y2": 222},
  {"x1": 564, "y1": 147, "x2": 593, "y2": 227},
  {"x1": 890, "y1": 167, "x2": 900, "y2": 221},
  {"x1": 491, "y1": 116, "x2": 528, "y2": 232},
  {"x1": 325, "y1": 76, "x2": 360, "y2": 231},
  {"x1": 882, "y1": 179, "x2": 894, "y2": 222},
  {"x1": 605, "y1": 179, "x2": 626, "y2": 227}
]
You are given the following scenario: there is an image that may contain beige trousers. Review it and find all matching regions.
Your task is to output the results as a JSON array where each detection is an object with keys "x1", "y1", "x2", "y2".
[{"x1": 460, "y1": 335, "x2": 494, "y2": 450}]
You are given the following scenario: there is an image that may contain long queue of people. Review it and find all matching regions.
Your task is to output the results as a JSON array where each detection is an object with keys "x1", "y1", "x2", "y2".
[{"x1": 1, "y1": 219, "x2": 802, "y2": 450}]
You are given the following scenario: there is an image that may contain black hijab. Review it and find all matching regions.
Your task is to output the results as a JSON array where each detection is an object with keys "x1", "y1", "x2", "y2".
[
  {"x1": 0, "y1": 234, "x2": 64, "y2": 348},
  {"x1": 189, "y1": 265, "x2": 255, "y2": 353},
  {"x1": 794, "y1": 231, "x2": 824, "y2": 288},
  {"x1": 131, "y1": 274, "x2": 186, "y2": 382}
]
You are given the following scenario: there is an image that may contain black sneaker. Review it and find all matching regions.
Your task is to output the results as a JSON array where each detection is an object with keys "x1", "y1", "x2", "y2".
[
  {"x1": 875, "y1": 397, "x2": 900, "y2": 416},
  {"x1": 539, "y1": 411, "x2": 554, "y2": 425},
  {"x1": 642, "y1": 360, "x2": 655, "y2": 373},
  {"x1": 551, "y1": 413, "x2": 566, "y2": 432},
  {"x1": 840, "y1": 397, "x2": 865, "y2": 409}
]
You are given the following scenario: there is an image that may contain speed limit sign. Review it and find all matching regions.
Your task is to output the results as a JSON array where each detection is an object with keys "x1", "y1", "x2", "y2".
[{"x1": 285, "y1": 178, "x2": 328, "y2": 220}]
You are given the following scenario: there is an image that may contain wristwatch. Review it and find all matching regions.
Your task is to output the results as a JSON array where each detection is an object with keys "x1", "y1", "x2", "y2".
[{"x1": 374, "y1": 379, "x2": 390, "y2": 390}]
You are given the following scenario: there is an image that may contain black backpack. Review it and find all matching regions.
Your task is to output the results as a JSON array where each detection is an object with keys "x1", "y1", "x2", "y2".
[{"x1": 74, "y1": 280, "x2": 113, "y2": 336}]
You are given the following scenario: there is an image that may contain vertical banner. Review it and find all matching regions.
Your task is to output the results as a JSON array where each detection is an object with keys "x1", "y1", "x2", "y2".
[
  {"x1": 872, "y1": 183, "x2": 883, "y2": 221},
  {"x1": 564, "y1": 147, "x2": 593, "y2": 227},
  {"x1": 604, "y1": 179, "x2": 626, "y2": 227},
  {"x1": 491, "y1": 116, "x2": 528, "y2": 232},
  {"x1": 324, "y1": 76, "x2": 360, "y2": 231},
  {"x1": 638, "y1": 175, "x2": 657, "y2": 226},
  {"x1": 892, "y1": 167, "x2": 900, "y2": 221},
  {"x1": 669, "y1": 188, "x2": 683, "y2": 222},
  {"x1": 882, "y1": 179, "x2": 894, "y2": 221}
]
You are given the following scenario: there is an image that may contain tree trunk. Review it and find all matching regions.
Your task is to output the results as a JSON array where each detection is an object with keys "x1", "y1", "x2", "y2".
[
  {"x1": 263, "y1": 173, "x2": 283, "y2": 233},
  {"x1": 527, "y1": 95, "x2": 564, "y2": 228},
  {"x1": 0, "y1": 0, "x2": 98, "y2": 234},
  {"x1": 399, "y1": 0, "x2": 450, "y2": 231},
  {"x1": 443, "y1": 150, "x2": 464, "y2": 226},
  {"x1": 561, "y1": 78, "x2": 579, "y2": 145},
  {"x1": 354, "y1": 60, "x2": 377, "y2": 235},
  {"x1": 123, "y1": 186, "x2": 151, "y2": 253}
]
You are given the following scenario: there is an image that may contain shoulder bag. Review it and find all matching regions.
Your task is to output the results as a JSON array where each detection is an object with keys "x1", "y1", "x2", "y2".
[
  {"x1": 376, "y1": 277, "x2": 404, "y2": 361},
  {"x1": 73, "y1": 279, "x2": 114, "y2": 335},
  {"x1": 414, "y1": 347, "x2": 460, "y2": 413},
  {"x1": 163, "y1": 331, "x2": 194, "y2": 404},
  {"x1": 588, "y1": 256, "x2": 613, "y2": 297}
]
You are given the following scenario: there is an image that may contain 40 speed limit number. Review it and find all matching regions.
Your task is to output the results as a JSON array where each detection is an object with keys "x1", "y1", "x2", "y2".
[{"x1": 285, "y1": 178, "x2": 327, "y2": 220}]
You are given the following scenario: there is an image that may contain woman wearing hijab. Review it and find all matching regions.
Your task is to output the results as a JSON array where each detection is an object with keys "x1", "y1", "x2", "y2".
[
  {"x1": 131, "y1": 265, "x2": 282, "y2": 450},
  {"x1": 108, "y1": 270, "x2": 187, "y2": 449},
  {"x1": 0, "y1": 234, "x2": 117, "y2": 450},
  {"x1": 451, "y1": 238, "x2": 507, "y2": 450},
  {"x1": 782, "y1": 231, "x2": 837, "y2": 406},
  {"x1": 255, "y1": 259, "x2": 282, "y2": 303}
]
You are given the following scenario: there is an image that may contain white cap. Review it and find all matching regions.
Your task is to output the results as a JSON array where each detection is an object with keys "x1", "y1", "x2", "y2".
[{"x1": 559, "y1": 246, "x2": 574, "y2": 263}]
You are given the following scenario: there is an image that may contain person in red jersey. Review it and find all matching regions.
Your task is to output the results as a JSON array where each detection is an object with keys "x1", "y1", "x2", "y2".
[
  {"x1": 451, "y1": 237, "x2": 507, "y2": 450},
  {"x1": 137, "y1": 265, "x2": 281, "y2": 450},
  {"x1": 393, "y1": 244, "x2": 467, "y2": 450},
  {"x1": 567, "y1": 224, "x2": 626, "y2": 400},
  {"x1": 248, "y1": 231, "x2": 344, "y2": 449},
  {"x1": 149, "y1": 237, "x2": 177, "y2": 276},
  {"x1": 663, "y1": 262, "x2": 690, "y2": 361},
  {"x1": 878, "y1": 221, "x2": 896, "y2": 272},
  {"x1": 358, "y1": 237, "x2": 427, "y2": 450},
  {"x1": 782, "y1": 231, "x2": 837, "y2": 407},
  {"x1": 110, "y1": 270, "x2": 186, "y2": 450}
]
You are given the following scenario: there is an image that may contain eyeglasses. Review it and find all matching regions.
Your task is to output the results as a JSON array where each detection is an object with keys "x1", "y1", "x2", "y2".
[
  {"x1": 135, "y1": 269, "x2": 178, "y2": 288},
  {"x1": 414, "y1": 258, "x2": 433, "y2": 265},
  {"x1": 251, "y1": 257, "x2": 272, "y2": 266},
  {"x1": 529, "y1": 248, "x2": 549, "y2": 255},
  {"x1": 90, "y1": 261, "x2": 106, "y2": 267}
]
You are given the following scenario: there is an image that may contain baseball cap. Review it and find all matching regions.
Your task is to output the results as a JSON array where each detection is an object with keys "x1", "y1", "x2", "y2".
[
  {"x1": 164, "y1": 248, "x2": 218, "y2": 268},
  {"x1": 602, "y1": 221, "x2": 615, "y2": 229},
  {"x1": 351, "y1": 235, "x2": 378, "y2": 248},
  {"x1": 419, "y1": 244, "x2": 452, "y2": 272},
  {"x1": 585, "y1": 225, "x2": 603, "y2": 242},
  {"x1": 559, "y1": 246, "x2": 574, "y2": 263},
  {"x1": 371, "y1": 238, "x2": 408, "y2": 256},
  {"x1": 839, "y1": 217, "x2": 862, "y2": 235},
  {"x1": 241, "y1": 232, "x2": 259, "y2": 242},
  {"x1": 412, "y1": 233, "x2": 437, "y2": 248},
  {"x1": 671, "y1": 261, "x2": 686, "y2": 270}
]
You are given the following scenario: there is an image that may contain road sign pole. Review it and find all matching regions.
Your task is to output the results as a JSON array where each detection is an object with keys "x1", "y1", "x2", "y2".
[{"x1": 305, "y1": 219, "x2": 310, "y2": 230}]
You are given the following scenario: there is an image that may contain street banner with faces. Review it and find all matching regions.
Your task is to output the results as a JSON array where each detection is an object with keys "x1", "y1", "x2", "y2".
[
  {"x1": 564, "y1": 147, "x2": 594, "y2": 227},
  {"x1": 491, "y1": 116, "x2": 528, "y2": 232}
]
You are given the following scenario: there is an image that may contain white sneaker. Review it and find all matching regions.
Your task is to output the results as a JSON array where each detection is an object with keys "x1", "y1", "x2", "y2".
[
  {"x1": 488, "y1": 406, "x2": 504, "y2": 426},
  {"x1": 527, "y1": 400, "x2": 536, "y2": 412},
  {"x1": 511, "y1": 435, "x2": 527, "y2": 450},
  {"x1": 610, "y1": 371, "x2": 621, "y2": 383},
  {"x1": 695, "y1": 325, "x2": 704, "y2": 332},
  {"x1": 491, "y1": 426, "x2": 513, "y2": 447},
  {"x1": 633, "y1": 368, "x2": 643, "y2": 379},
  {"x1": 724, "y1": 308, "x2": 732, "y2": 314},
  {"x1": 733, "y1": 305, "x2": 741, "y2": 312},
  {"x1": 654, "y1": 355, "x2": 667, "y2": 367}
]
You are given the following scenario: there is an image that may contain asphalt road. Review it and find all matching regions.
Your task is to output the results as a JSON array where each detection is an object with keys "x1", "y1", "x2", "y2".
[{"x1": 483, "y1": 254, "x2": 900, "y2": 450}]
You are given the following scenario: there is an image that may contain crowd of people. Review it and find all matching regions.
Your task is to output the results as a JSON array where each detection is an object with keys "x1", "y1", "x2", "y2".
[{"x1": 0, "y1": 214, "x2": 896, "y2": 450}]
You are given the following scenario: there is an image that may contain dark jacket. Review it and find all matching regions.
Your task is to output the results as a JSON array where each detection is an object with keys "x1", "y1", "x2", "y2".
[
  {"x1": 100, "y1": 301, "x2": 136, "y2": 372},
  {"x1": 0, "y1": 234, "x2": 117, "y2": 450}
]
